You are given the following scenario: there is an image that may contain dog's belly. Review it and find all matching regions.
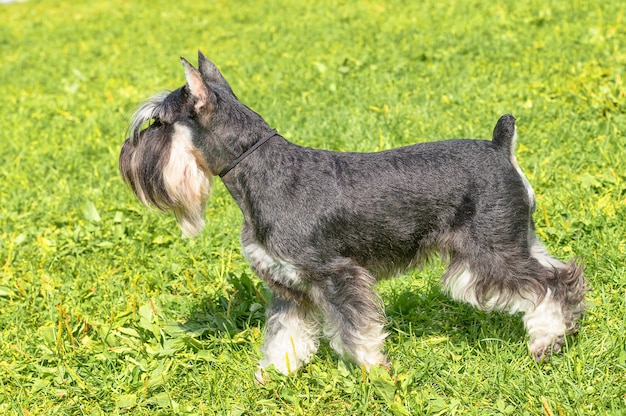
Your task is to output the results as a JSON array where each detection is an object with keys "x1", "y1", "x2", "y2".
[{"x1": 307, "y1": 207, "x2": 434, "y2": 276}]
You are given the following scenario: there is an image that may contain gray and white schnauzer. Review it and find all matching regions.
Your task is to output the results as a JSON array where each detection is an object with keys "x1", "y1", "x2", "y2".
[{"x1": 119, "y1": 52, "x2": 587, "y2": 377}]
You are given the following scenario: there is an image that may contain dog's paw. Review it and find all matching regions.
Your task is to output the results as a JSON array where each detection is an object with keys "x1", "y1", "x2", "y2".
[{"x1": 530, "y1": 335, "x2": 565, "y2": 362}]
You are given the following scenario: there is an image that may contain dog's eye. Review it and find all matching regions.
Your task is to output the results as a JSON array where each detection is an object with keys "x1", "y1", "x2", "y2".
[
  {"x1": 135, "y1": 118, "x2": 163, "y2": 139},
  {"x1": 143, "y1": 118, "x2": 163, "y2": 130}
]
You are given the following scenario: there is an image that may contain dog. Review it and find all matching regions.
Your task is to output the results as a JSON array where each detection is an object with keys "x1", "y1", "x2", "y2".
[{"x1": 119, "y1": 51, "x2": 588, "y2": 378}]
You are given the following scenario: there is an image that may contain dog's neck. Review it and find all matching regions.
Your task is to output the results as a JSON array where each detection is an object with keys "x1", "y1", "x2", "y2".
[{"x1": 219, "y1": 130, "x2": 279, "y2": 178}]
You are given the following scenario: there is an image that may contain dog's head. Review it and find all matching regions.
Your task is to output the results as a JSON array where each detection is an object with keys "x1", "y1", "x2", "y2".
[{"x1": 119, "y1": 51, "x2": 261, "y2": 237}]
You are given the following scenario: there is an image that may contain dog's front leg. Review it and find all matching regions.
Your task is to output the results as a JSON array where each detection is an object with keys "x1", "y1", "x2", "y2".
[
  {"x1": 243, "y1": 239, "x2": 323, "y2": 376},
  {"x1": 310, "y1": 260, "x2": 389, "y2": 371},
  {"x1": 257, "y1": 297, "x2": 322, "y2": 377}
]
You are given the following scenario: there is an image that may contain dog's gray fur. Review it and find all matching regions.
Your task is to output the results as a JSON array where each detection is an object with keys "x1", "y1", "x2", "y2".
[{"x1": 119, "y1": 52, "x2": 588, "y2": 377}]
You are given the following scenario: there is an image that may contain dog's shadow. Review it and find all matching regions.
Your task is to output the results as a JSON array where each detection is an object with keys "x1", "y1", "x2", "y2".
[
  {"x1": 182, "y1": 272, "x2": 525, "y2": 356},
  {"x1": 184, "y1": 272, "x2": 270, "y2": 337},
  {"x1": 383, "y1": 284, "x2": 526, "y2": 351}
]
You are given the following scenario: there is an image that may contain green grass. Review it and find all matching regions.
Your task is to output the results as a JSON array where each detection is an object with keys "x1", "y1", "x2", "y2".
[{"x1": 1, "y1": 0, "x2": 625, "y2": 414}]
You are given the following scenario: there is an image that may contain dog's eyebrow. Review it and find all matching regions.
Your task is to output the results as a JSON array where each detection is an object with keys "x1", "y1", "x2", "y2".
[{"x1": 128, "y1": 92, "x2": 170, "y2": 143}]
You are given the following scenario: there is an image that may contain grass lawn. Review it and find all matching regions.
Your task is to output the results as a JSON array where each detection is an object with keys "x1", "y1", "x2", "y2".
[{"x1": 1, "y1": 0, "x2": 625, "y2": 414}]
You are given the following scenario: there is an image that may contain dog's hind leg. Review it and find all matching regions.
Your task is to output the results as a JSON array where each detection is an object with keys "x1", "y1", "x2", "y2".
[
  {"x1": 525, "y1": 239, "x2": 587, "y2": 361},
  {"x1": 442, "y1": 243, "x2": 587, "y2": 361},
  {"x1": 257, "y1": 297, "x2": 322, "y2": 377},
  {"x1": 309, "y1": 259, "x2": 388, "y2": 370}
]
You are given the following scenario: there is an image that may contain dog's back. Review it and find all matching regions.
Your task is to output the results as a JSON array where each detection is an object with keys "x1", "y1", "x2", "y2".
[{"x1": 237, "y1": 114, "x2": 529, "y2": 275}]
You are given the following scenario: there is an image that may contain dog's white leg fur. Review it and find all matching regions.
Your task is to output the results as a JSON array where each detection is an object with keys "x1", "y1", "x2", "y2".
[
  {"x1": 443, "y1": 266, "x2": 517, "y2": 311},
  {"x1": 257, "y1": 301, "x2": 322, "y2": 377},
  {"x1": 442, "y1": 267, "x2": 483, "y2": 309},
  {"x1": 328, "y1": 322, "x2": 388, "y2": 370},
  {"x1": 522, "y1": 288, "x2": 567, "y2": 359},
  {"x1": 318, "y1": 295, "x2": 388, "y2": 369},
  {"x1": 444, "y1": 267, "x2": 529, "y2": 315}
]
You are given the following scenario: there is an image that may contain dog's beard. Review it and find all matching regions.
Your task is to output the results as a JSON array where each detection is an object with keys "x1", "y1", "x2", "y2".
[
  {"x1": 120, "y1": 121, "x2": 212, "y2": 238},
  {"x1": 164, "y1": 124, "x2": 212, "y2": 237}
]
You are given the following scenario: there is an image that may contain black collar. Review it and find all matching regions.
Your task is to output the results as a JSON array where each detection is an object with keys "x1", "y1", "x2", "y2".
[{"x1": 219, "y1": 130, "x2": 279, "y2": 178}]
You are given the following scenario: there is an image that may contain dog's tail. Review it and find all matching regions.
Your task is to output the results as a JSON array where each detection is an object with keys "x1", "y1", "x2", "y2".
[
  {"x1": 491, "y1": 114, "x2": 517, "y2": 153},
  {"x1": 491, "y1": 114, "x2": 536, "y2": 210}
]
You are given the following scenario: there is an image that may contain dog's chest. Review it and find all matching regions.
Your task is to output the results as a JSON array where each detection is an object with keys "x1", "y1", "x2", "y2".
[{"x1": 242, "y1": 242, "x2": 306, "y2": 291}]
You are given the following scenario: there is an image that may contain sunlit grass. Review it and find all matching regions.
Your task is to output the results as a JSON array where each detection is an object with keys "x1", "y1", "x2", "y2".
[{"x1": 0, "y1": 0, "x2": 625, "y2": 414}]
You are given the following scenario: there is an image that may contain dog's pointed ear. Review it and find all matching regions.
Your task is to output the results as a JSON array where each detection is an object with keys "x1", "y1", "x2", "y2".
[
  {"x1": 197, "y1": 50, "x2": 234, "y2": 93},
  {"x1": 181, "y1": 57, "x2": 210, "y2": 112}
]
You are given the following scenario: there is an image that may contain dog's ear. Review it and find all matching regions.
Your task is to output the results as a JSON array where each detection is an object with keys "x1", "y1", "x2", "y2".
[
  {"x1": 197, "y1": 51, "x2": 235, "y2": 94},
  {"x1": 181, "y1": 57, "x2": 211, "y2": 113}
]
